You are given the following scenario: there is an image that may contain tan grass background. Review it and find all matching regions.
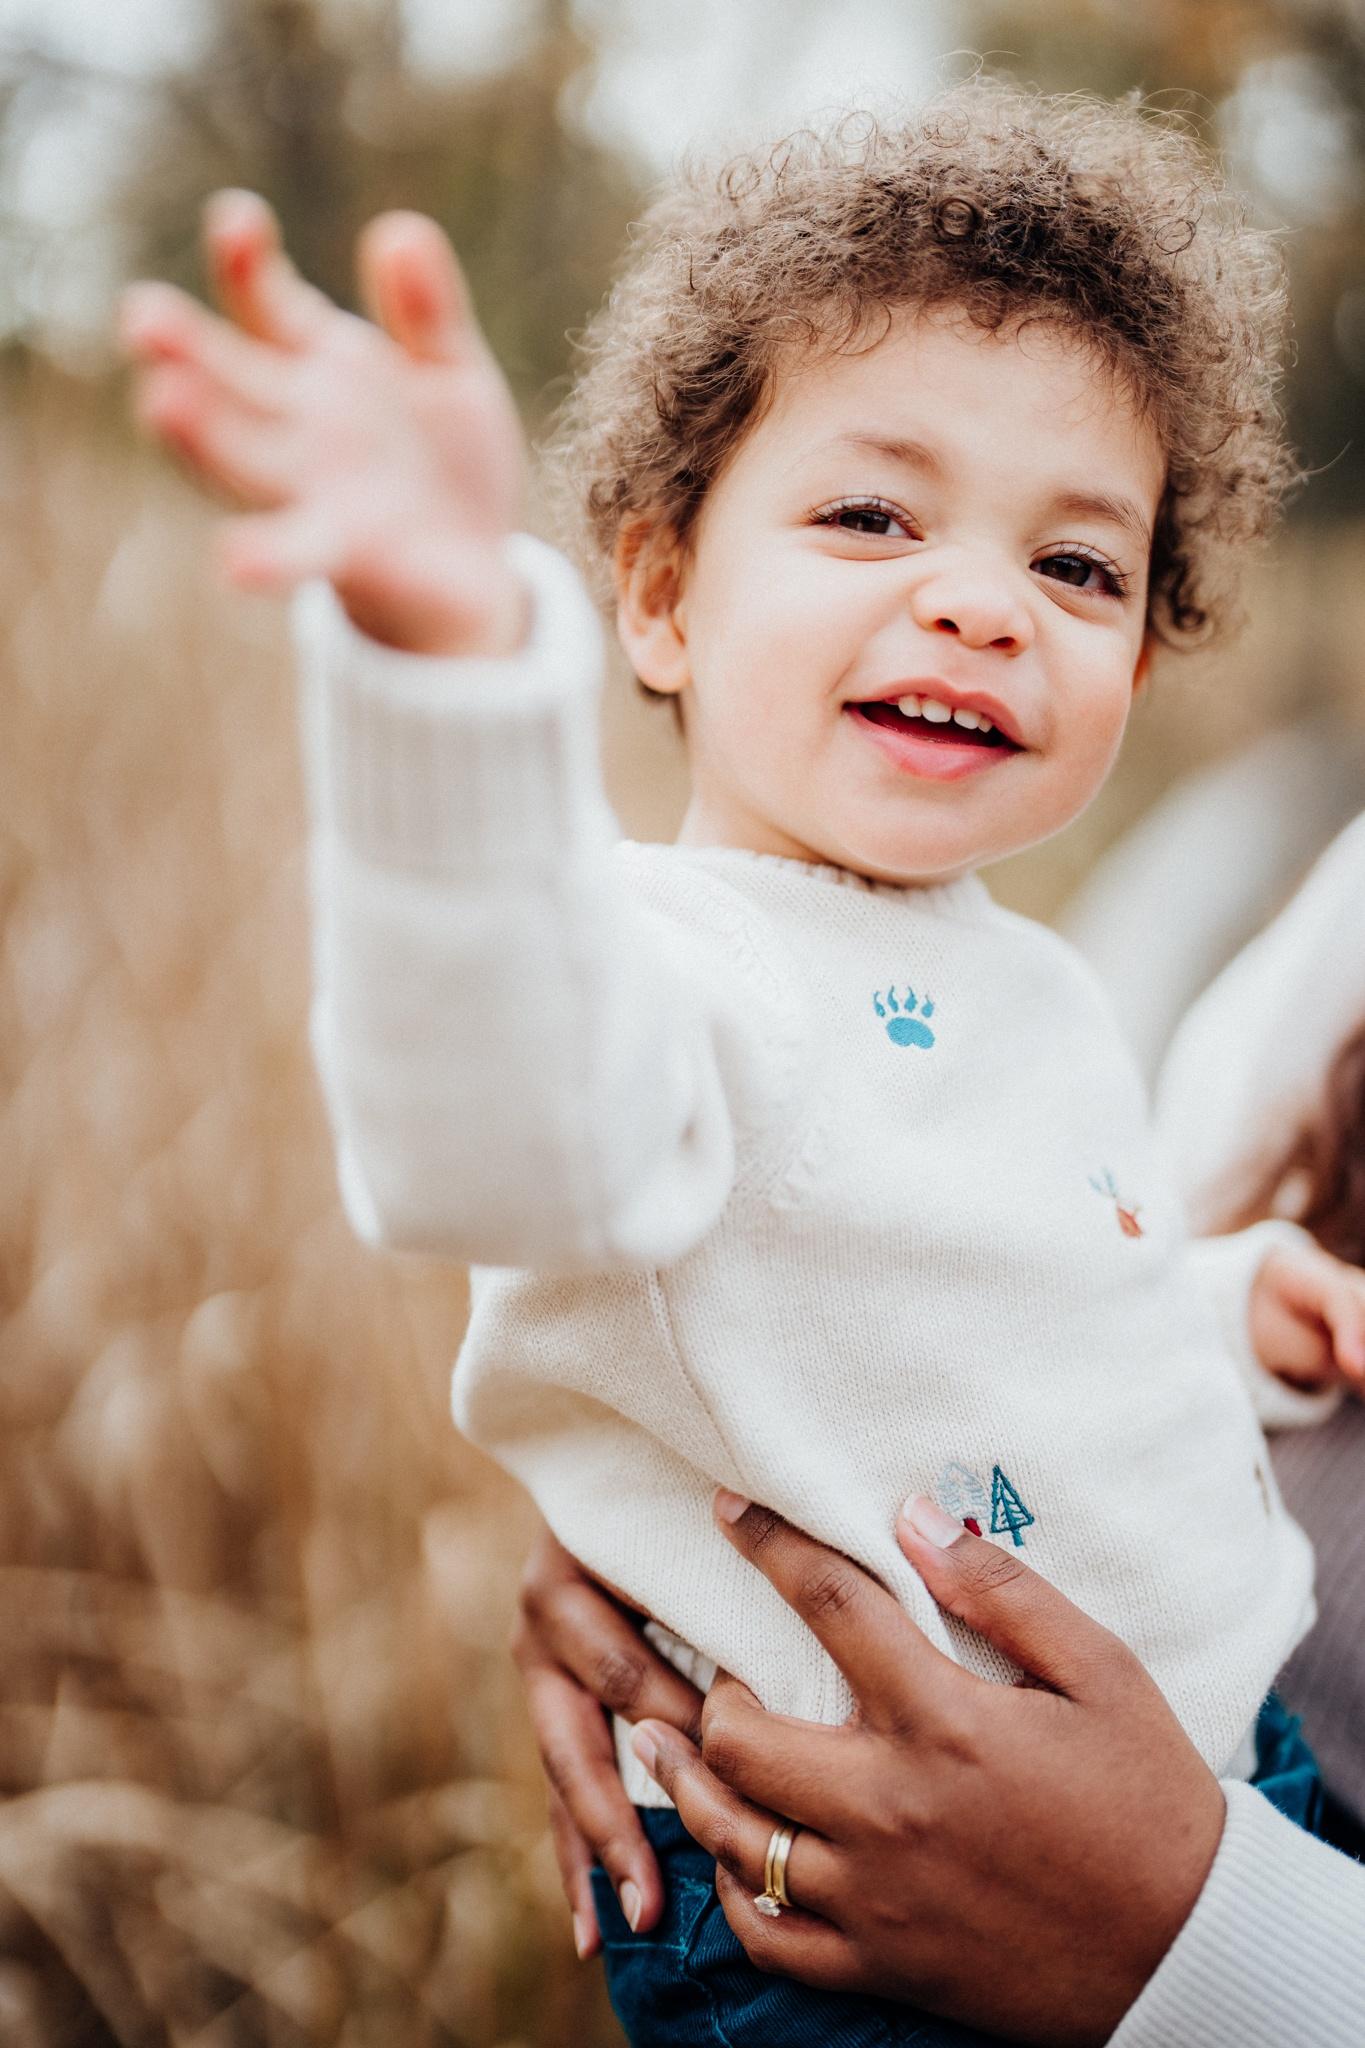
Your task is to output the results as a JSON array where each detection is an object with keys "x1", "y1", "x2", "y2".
[
  {"x1": 0, "y1": 367, "x2": 640, "y2": 2046},
  {"x1": 4, "y1": 353, "x2": 1364, "y2": 2046}
]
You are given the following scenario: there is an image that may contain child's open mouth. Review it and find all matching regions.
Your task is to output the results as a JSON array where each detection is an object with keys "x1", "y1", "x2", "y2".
[{"x1": 847, "y1": 692, "x2": 1024, "y2": 780}]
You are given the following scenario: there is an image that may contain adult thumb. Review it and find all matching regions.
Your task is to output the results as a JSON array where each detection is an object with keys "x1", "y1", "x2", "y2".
[{"x1": 896, "y1": 1494, "x2": 1125, "y2": 1699}]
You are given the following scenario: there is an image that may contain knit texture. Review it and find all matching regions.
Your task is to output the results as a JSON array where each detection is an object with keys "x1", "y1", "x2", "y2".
[
  {"x1": 1110, "y1": 1780, "x2": 1365, "y2": 2048},
  {"x1": 295, "y1": 538, "x2": 1315, "y2": 1815},
  {"x1": 456, "y1": 847, "x2": 1312, "y2": 1805},
  {"x1": 1157, "y1": 811, "x2": 1365, "y2": 1818},
  {"x1": 1156, "y1": 813, "x2": 1365, "y2": 1235}
]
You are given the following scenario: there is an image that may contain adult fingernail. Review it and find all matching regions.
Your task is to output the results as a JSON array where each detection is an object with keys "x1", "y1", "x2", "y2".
[
  {"x1": 572, "y1": 1912, "x2": 593, "y2": 1959},
  {"x1": 620, "y1": 1881, "x2": 643, "y2": 1931},
  {"x1": 631, "y1": 1724, "x2": 660, "y2": 1776},
  {"x1": 901, "y1": 1494, "x2": 966, "y2": 1549},
  {"x1": 715, "y1": 1487, "x2": 751, "y2": 1523}
]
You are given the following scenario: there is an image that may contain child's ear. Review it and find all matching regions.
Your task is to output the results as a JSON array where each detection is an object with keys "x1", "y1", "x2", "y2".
[
  {"x1": 1132, "y1": 639, "x2": 1153, "y2": 696},
  {"x1": 614, "y1": 519, "x2": 690, "y2": 697}
]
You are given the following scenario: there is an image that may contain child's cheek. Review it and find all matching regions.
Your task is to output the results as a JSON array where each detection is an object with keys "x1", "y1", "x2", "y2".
[
  {"x1": 1068, "y1": 670, "x2": 1135, "y2": 782},
  {"x1": 1020, "y1": 689, "x2": 1132, "y2": 846}
]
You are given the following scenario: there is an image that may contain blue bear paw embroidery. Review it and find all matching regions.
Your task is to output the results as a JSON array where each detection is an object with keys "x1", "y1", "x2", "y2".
[{"x1": 874, "y1": 985, "x2": 936, "y2": 1048}]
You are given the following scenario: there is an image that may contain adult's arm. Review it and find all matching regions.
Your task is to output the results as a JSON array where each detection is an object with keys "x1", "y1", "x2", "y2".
[
  {"x1": 1155, "y1": 809, "x2": 1365, "y2": 1233},
  {"x1": 520, "y1": 1500, "x2": 1365, "y2": 2043},
  {"x1": 1107, "y1": 1778, "x2": 1363, "y2": 2048}
]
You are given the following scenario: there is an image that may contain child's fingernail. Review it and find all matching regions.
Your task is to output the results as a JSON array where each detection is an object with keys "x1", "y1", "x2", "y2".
[
  {"x1": 572, "y1": 1912, "x2": 593, "y2": 1959},
  {"x1": 631, "y1": 1725, "x2": 660, "y2": 1776},
  {"x1": 714, "y1": 1488, "x2": 751, "y2": 1523},
  {"x1": 620, "y1": 1881, "x2": 643, "y2": 1931},
  {"x1": 900, "y1": 1495, "x2": 966, "y2": 1549}
]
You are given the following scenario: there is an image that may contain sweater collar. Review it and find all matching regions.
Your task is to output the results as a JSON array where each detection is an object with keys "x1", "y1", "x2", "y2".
[{"x1": 623, "y1": 839, "x2": 990, "y2": 911}]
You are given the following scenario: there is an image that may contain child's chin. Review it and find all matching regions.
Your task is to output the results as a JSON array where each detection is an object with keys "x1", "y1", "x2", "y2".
[
  {"x1": 838, "y1": 835, "x2": 982, "y2": 887},
  {"x1": 855, "y1": 801, "x2": 1075, "y2": 884}
]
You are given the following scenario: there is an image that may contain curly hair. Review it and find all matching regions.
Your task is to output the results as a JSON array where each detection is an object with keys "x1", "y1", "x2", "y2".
[{"x1": 542, "y1": 77, "x2": 1298, "y2": 660}]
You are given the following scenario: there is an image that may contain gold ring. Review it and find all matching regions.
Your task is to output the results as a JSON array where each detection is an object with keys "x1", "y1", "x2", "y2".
[{"x1": 753, "y1": 1821, "x2": 798, "y2": 1917}]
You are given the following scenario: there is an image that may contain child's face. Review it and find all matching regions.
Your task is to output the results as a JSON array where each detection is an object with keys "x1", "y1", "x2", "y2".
[{"x1": 620, "y1": 308, "x2": 1164, "y2": 884}]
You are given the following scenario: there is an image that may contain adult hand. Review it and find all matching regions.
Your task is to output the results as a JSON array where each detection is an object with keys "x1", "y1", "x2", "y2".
[
  {"x1": 630, "y1": 1492, "x2": 1226, "y2": 2048},
  {"x1": 512, "y1": 1524, "x2": 704, "y2": 1958}
]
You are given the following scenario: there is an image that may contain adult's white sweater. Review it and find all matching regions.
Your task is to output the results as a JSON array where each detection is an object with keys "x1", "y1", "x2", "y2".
[
  {"x1": 296, "y1": 537, "x2": 1320, "y2": 1836},
  {"x1": 1112, "y1": 812, "x2": 1365, "y2": 2048}
]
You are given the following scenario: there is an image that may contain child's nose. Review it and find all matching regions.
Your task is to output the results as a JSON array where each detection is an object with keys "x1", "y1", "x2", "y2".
[{"x1": 909, "y1": 556, "x2": 1035, "y2": 655}]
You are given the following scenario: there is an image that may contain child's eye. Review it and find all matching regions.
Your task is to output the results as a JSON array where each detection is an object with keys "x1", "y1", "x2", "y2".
[
  {"x1": 812, "y1": 497, "x2": 916, "y2": 539},
  {"x1": 1034, "y1": 548, "x2": 1130, "y2": 599}
]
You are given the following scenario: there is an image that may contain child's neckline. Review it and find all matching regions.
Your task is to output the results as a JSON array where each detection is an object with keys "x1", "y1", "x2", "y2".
[{"x1": 621, "y1": 838, "x2": 990, "y2": 907}]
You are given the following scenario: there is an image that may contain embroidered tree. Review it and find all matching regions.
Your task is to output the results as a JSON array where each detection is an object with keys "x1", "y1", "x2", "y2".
[
  {"x1": 936, "y1": 1461, "x2": 990, "y2": 1536},
  {"x1": 990, "y1": 1466, "x2": 1035, "y2": 1547}
]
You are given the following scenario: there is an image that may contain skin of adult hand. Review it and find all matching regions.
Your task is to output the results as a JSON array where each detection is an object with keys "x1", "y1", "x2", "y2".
[
  {"x1": 624, "y1": 1493, "x2": 1227, "y2": 2048},
  {"x1": 512, "y1": 1526, "x2": 704, "y2": 1957}
]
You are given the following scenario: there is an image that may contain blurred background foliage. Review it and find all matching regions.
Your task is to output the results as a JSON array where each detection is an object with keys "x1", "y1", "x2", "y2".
[
  {"x1": 0, "y1": 0, "x2": 639, "y2": 410},
  {"x1": 0, "y1": 1, "x2": 1363, "y2": 2041},
  {"x1": 965, "y1": 0, "x2": 1365, "y2": 521}
]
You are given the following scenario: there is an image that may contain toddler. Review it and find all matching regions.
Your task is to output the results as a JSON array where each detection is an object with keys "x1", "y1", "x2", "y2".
[{"x1": 123, "y1": 80, "x2": 1365, "y2": 2047}]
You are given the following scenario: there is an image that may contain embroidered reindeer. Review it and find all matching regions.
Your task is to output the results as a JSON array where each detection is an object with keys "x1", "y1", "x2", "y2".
[{"x1": 1089, "y1": 1167, "x2": 1143, "y2": 1239}]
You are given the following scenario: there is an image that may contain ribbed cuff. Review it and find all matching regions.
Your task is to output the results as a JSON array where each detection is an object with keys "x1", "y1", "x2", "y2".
[
  {"x1": 294, "y1": 534, "x2": 607, "y2": 876},
  {"x1": 1189, "y1": 1221, "x2": 1342, "y2": 1430},
  {"x1": 1110, "y1": 1780, "x2": 1365, "y2": 2048}
]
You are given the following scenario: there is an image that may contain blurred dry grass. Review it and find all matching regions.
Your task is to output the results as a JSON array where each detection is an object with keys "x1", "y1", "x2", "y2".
[{"x1": 0, "y1": 364, "x2": 629, "y2": 2046}]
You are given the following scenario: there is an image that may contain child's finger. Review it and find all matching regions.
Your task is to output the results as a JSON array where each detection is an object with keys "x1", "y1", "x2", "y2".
[
  {"x1": 119, "y1": 281, "x2": 291, "y2": 415},
  {"x1": 217, "y1": 504, "x2": 345, "y2": 593},
  {"x1": 1324, "y1": 1275, "x2": 1365, "y2": 1379},
  {"x1": 203, "y1": 189, "x2": 333, "y2": 350},
  {"x1": 133, "y1": 362, "x2": 289, "y2": 507},
  {"x1": 357, "y1": 211, "x2": 480, "y2": 365}
]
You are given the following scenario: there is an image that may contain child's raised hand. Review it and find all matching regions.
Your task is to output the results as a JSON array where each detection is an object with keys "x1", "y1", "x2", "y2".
[
  {"x1": 119, "y1": 190, "x2": 528, "y2": 656},
  {"x1": 1249, "y1": 1239, "x2": 1365, "y2": 1395}
]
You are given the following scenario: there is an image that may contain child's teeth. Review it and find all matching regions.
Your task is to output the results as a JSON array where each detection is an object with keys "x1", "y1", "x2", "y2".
[{"x1": 887, "y1": 694, "x2": 1002, "y2": 735}]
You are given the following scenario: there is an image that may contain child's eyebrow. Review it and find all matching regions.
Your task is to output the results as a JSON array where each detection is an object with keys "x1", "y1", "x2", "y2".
[
  {"x1": 1045, "y1": 489, "x2": 1153, "y2": 553},
  {"x1": 825, "y1": 435, "x2": 1152, "y2": 554},
  {"x1": 835, "y1": 431, "x2": 944, "y2": 476}
]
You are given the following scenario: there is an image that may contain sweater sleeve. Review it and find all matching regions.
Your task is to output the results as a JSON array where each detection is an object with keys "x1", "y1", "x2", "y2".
[
  {"x1": 1186, "y1": 1221, "x2": 1342, "y2": 1431},
  {"x1": 1109, "y1": 1780, "x2": 1365, "y2": 2048},
  {"x1": 293, "y1": 535, "x2": 756, "y2": 1272},
  {"x1": 1155, "y1": 812, "x2": 1365, "y2": 1235}
]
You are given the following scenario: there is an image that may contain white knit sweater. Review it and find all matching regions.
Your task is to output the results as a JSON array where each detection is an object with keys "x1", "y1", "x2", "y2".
[
  {"x1": 296, "y1": 536, "x2": 1320, "y2": 1822},
  {"x1": 295, "y1": 540, "x2": 1365, "y2": 2044}
]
